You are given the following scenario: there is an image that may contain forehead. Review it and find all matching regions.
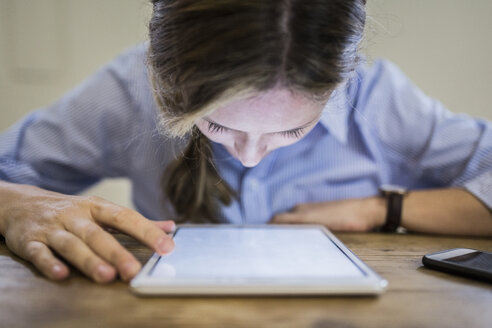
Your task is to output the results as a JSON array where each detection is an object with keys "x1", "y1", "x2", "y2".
[{"x1": 205, "y1": 88, "x2": 325, "y2": 133}]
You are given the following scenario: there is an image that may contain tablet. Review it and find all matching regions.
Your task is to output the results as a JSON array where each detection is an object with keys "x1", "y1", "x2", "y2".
[{"x1": 130, "y1": 224, "x2": 387, "y2": 296}]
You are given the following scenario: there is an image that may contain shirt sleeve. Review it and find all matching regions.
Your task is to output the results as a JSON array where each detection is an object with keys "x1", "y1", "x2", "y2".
[
  {"x1": 351, "y1": 59, "x2": 492, "y2": 210},
  {"x1": 0, "y1": 44, "x2": 150, "y2": 195}
]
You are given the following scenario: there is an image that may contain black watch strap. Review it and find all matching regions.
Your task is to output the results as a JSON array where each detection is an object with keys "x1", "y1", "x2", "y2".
[{"x1": 380, "y1": 187, "x2": 406, "y2": 232}]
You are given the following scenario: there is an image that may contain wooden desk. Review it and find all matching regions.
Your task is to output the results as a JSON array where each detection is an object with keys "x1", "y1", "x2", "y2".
[{"x1": 1, "y1": 233, "x2": 491, "y2": 328}]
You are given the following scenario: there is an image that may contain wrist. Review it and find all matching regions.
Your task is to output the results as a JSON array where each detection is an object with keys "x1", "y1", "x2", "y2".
[
  {"x1": 366, "y1": 196, "x2": 387, "y2": 231},
  {"x1": 379, "y1": 185, "x2": 409, "y2": 232},
  {"x1": 0, "y1": 181, "x2": 34, "y2": 234},
  {"x1": 0, "y1": 181, "x2": 14, "y2": 234}
]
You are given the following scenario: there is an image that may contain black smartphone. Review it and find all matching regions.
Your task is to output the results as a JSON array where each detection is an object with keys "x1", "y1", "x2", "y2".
[{"x1": 422, "y1": 248, "x2": 492, "y2": 283}]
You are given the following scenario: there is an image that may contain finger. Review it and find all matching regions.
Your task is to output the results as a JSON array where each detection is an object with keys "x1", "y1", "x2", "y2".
[
  {"x1": 90, "y1": 200, "x2": 175, "y2": 255},
  {"x1": 23, "y1": 241, "x2": 70, "y2": 280},
  {"x1": 47, "y1": 230, "x2": 116, "y2": 283},
  {"x1": 66, "y1": 220, "x2": 141, "y2": 282},
  {"x1": 270, "y1": 213, "x2": 297, "y2": 224},
  {"x1": 153, "y1": 220, "x2": 176, "y2": 233}
]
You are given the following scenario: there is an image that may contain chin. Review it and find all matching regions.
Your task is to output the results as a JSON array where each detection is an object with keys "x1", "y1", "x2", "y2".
[{"x1": 241, "y1": 161, "x2": 261, "y2": 168}]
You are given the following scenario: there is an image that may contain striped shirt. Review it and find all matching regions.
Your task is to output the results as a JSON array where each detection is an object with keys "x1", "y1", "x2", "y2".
[{"x1": 1, "y1": 43, "x2": 491, "y2": 223}]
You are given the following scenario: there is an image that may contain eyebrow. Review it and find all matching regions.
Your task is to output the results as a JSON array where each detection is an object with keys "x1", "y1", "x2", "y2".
[{"x1": 203, "y1": 116, "x2": 320, "y2": 134}]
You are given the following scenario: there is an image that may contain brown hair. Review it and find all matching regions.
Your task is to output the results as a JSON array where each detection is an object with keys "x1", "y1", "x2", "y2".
[{"x1": 148, "y1": 0, "x2": 366, "y2": 222}]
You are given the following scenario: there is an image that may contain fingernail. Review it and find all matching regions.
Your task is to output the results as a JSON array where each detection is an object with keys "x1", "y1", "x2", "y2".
[
  {"x1": 53, "y1": 264, "x2": 63, "y2": 274},
  {"x1": 122, "y1": 261, "x2": 141, "y2": 281},
  {"x1": 52, "y1": 264, "x2": 65, "y2": 279},
  {"x1": 157, "y1": 237, "x2": 174, "y2": 254},
  {"x1": 96, "y1": 264, "x2": 114, "y2": 282}
]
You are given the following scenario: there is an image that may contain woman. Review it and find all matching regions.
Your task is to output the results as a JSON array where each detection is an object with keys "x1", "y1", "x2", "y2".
[{"x1": 0, "y1": 0, "x2": 491, "y2": 283}]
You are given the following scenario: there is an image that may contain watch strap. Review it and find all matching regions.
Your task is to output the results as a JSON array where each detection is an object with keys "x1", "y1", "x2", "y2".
[{"x1": 380, "y1": 191, "x2": 404, "y2": 232}]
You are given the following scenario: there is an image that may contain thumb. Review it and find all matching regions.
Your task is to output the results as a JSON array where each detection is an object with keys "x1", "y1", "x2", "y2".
[{"x1": 270, "y1": 213, "x2": 296, "y2": 224}]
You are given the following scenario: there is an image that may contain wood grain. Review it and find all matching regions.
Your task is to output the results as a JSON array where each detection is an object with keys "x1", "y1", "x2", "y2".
[{"x1": 1, "y1": 232, "x2": 491, "y2": 328}]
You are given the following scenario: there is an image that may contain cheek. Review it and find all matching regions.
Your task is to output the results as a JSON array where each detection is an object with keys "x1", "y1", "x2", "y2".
[
  {"x1": 204, "y1": 133, "x2": 233, "y2": 145},
  {"x1": 267, "y1": 137, "x2": 300, "y2": 149}
]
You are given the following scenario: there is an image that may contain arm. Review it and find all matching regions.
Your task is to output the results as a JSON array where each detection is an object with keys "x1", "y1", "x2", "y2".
[
  {"x1": 272, "y1": 188, "x2": 492, "y2": 236},
  {"x1": 400, "y1": 188, "x2": 492, "y2": 235},
  {"x1": 0, "y1": 44, "x2": 176, "y2": 282},
  {"x1": 0, "y1": 46, "x2": 147, "y2": 192}
]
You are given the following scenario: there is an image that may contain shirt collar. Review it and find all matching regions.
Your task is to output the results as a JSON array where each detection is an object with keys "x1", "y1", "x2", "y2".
[{"x1": 318, "y1": 84, "x2": 350, "y2": 144}]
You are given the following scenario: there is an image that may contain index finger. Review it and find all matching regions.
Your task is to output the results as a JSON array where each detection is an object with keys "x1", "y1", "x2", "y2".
[{"x1": 89, "y1": 198, "x2": 175, "y2": 255}]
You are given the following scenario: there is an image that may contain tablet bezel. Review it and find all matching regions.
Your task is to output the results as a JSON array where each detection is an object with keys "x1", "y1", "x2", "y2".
[{"x1": 130, "y1": 224, "x2": 388, "y2": 296}]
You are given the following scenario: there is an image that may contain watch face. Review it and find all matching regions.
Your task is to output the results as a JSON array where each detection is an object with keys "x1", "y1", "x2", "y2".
[{"x1": 380, "y1": 184, "x2": 407, "y2": 195}]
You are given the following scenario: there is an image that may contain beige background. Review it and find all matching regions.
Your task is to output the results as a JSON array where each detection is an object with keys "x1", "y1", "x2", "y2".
[{"x1": 1, "y1": 0, "x2": 491, "y2": 209}]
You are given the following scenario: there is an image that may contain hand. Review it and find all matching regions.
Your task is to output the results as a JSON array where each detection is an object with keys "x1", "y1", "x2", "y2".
[
  {"x1": 0, "y1": 182, "x2": 175, "y2": 283},
  {"x1": 270, "y1": 197, "x2": 386, "y2": 232}
]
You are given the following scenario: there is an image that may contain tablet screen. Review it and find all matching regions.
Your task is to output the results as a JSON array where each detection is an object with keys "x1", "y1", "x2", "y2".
[{"x1": 149, "y1": 226, "x2": 365, "y2": 280}]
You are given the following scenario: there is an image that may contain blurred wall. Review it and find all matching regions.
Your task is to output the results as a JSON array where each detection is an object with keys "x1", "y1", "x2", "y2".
[{"x1": 1, "y1": 0, "x2": 491, "y2": 209}]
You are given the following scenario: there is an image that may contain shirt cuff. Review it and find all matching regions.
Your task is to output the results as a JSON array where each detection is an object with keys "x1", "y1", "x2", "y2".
[{"x1": 463, "y1": 170, "x2": 492, "y2": 211}]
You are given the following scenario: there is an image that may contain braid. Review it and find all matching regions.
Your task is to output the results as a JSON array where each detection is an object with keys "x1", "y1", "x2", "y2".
[{"x1": 163, "y1": 127, "x2": 236, "y2": 222}]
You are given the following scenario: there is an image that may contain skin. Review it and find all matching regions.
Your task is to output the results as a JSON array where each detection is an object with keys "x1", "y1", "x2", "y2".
[
  {"x1": 0, "y1": 182, "x2": 176, "y2": 283},
  {"x1": 195, "y1": 88, "x2": 325, "y2": 167},
  {"x1": 1, "y1": 88, "x2": 491, "y2": 284}
]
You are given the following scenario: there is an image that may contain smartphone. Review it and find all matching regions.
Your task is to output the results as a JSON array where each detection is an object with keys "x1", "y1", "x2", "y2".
[{"x1": 422, "y1": 248, "x2": 492, "y2": 282}]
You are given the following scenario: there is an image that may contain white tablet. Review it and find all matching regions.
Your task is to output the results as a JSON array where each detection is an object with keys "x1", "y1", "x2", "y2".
[{"x1": 130, "y1": 224, "x2": 387, "y2": 296}]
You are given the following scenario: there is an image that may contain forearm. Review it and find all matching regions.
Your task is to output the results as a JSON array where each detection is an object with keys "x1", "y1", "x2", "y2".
[{"x1": 392, "y1": 188, "x2": 492, "y2": 236}]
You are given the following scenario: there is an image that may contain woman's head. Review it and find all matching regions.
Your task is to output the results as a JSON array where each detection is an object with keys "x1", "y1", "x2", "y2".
[
  {"x1": 148, "y1": 0, "x2": 366, "y2": 220},
  {"x1": 148, "y1": 0, "x2": 366, "y2": 137}
]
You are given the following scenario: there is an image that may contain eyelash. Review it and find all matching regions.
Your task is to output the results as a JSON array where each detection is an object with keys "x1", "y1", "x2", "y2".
[
  {"x1": 280, "y1": 129, "x2": 304, "y2": 138},
  {"x1": 206, "y1": 122, "x2": 304, "y2": 138},
  {"x1": 207, "y1": 122, "x2": 227, "y2": 134}
]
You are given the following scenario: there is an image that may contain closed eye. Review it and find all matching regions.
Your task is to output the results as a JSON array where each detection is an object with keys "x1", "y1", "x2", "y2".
[
  {"x1": 280, "y1": 128, "x2": 305, "y2": 138},
  {"x1": 206, "y1": 121, "x2": 305, "y2": 139},
  {"x1": 207, "y1": 121, "x2": 228, "y2": 133}
]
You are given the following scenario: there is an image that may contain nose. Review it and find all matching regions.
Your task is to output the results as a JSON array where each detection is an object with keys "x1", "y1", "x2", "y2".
[{"x1": 234, "y1": 135, "x2": 267, "y2": 167}]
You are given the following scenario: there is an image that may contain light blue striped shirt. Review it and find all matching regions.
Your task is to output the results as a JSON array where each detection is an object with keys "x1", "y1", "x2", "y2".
[{"x1": 1, "y1": 43, "x2": 491, "y2": 223}]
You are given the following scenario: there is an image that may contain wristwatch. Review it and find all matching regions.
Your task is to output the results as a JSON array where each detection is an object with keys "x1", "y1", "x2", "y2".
[{"x1": 379, "y1": 185, "x2": 408, "y2": 232}]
